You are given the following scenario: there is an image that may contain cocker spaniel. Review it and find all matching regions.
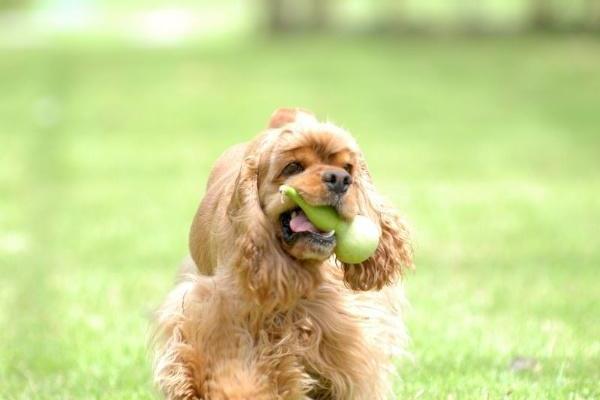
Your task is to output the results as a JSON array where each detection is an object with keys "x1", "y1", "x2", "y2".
[{"x1": 151, "y1": 108, "x2": 413, "y2": 399}]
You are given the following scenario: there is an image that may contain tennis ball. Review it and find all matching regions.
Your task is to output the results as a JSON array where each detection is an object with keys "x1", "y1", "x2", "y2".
[{"x1": 279, "y1": 185, "x2": 380, "y2": 264}]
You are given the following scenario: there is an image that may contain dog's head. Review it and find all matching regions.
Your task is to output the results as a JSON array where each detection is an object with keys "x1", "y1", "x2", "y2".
[{"x1": 227, "y1": 108, "x2": 412, "y2": 307}]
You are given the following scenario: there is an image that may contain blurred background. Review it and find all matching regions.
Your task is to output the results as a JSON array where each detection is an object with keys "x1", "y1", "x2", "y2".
[{"x1": 1, "y1": 0, "x2": 599, "y2": 399}]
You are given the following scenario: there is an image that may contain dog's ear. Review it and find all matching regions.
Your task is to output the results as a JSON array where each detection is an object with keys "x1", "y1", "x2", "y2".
[
  {"x1": 226, "y1": 138, "x2": 320, "y2": 310},
  {"x1": 341, "y1": 155, "x2": 413, "y2": 291},
  {"x1": 268, "y1": 107, "x2": 317, "y2": 129}
]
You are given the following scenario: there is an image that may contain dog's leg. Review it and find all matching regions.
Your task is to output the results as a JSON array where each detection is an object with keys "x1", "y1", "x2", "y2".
[
  {"x1": 299, "y1": 282, "x2": 399, "y2": 400},
  {"x1": 153, "y1": 327, "x2": 204, "y2": 399},
  {"x1": 152, "y1": 274, "x2": 279, "y2": 400},
  {"x1": 205, "y1": 359, "x2": 273, "y2": 400},
  {"x1": 154, "y1": 330, "x2": 275, "y2": 400},
  {"x1": 307, "y1": 324, "x2": 389, "y2": 400},
  {"x1": 205, "y1": 322, "x2": 316, "y2": 399},
  {"x1": 152, "y1": 277, "x2": 209, "y2": 399}
]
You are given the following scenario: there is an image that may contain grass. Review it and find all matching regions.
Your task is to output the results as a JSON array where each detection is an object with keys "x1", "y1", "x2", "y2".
[{"x1": 1, "y1": 34, "x2": 599, "y2": 399}]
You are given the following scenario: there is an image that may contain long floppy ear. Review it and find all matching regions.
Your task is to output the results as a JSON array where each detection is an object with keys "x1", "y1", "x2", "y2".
[
  {"x1": 226, "y1": 141, "x2": 320, "y2": 310},
  {"x1": 341, "y1": 156, "x2": 413, "y2": 291}
]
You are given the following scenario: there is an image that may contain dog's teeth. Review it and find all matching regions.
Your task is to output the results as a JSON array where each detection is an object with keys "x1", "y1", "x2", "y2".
[
  {"x1": 291, "y1": 211, "x2": 297, "y2": 219},
  {"x1": 323, "y1": 230, "x2": 335, "y2": 237}
]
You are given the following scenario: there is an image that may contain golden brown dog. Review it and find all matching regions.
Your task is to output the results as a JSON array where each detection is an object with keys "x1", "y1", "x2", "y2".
[{"x1": 152, "y1": 108, "x2": 413, "y2": 399}]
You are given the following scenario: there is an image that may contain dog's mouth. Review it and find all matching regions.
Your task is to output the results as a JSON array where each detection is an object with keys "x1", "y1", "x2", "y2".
[{"x1": 280, "y1": 207, "x2": 336, "y2": 247}]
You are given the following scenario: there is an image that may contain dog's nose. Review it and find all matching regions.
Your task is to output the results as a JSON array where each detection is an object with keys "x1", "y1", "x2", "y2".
[{"x1": 322, "y1": 170, "x2": 352, "y2": 194}]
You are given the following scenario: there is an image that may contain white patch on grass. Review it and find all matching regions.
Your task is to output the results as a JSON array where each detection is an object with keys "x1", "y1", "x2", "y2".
[
  {"x1": 0, "y1": 232, "x2": 29, "y2": 254},
  {"x1": 129, "y1": 6, "x2": 246, "y2": 45},
  {"x1": 86, "y1": 314, "x2": 106, "y2": 331},
  {"x1": 132, "y1": 8, "x2": 197, "y2": 44},
  {"x1": 33, "y1": 96, "x2": 62, "y2": 128}
]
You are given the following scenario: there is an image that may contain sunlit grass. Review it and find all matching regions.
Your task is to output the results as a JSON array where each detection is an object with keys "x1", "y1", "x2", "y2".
[{"x1": 1, "y1": 35, "x2": 599, "y2": 399}]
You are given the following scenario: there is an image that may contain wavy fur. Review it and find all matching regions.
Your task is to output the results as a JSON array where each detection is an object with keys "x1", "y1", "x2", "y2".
[{"x1": 152, "y1": 109, "x2": 412, "y2": 399}]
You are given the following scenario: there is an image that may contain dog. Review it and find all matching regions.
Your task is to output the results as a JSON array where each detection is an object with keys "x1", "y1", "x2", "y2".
[{"x1": 151, "y1": 108, "x2": 413, "y2": 399}]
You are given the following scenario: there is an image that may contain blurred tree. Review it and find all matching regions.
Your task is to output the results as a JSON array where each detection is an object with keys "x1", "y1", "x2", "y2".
[
  {"x1": 459, "y1": 0, "x2": 487, "y2": 34},
  {"x1": 0, "y1": 0, "x2": 33, "y2": 11},
  {"x1": 376, "y1": 0, "x2": 408, "y2": 33},
  {"x1": 260, "y1": 0, "x2": 595, "y2": 35},
  {"x1": 312, "y1": 0, "x2": 331, "y2": 30},
  {"x1": 529, "y1": 0, "x2": 557, "y2": 30},
  {"x1": 263, "y1": 0, "x2": 332, "y2": 33},
  {"x1": 264, "y1": 0, "x2": 287, "y2": 32},
  {"x1": 585, "y1": 0, "x2": 600, "y2": 31}
]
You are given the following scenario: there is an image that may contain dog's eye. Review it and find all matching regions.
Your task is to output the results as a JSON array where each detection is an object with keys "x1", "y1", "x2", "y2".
[
  {"x1": 282, "y1": 162, "x2": 304, "y2": 176},
  {"x1": 343, "y1": 163, "x2": 354, "y2": 174}
]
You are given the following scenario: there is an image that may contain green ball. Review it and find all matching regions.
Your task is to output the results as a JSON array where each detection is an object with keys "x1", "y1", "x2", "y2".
[
  {"x1": 279, "y1": 185, "x2": 380, "y2": 264},
  {"x1": 334, "y1": 215, "x2": 380, "y2": 264}
]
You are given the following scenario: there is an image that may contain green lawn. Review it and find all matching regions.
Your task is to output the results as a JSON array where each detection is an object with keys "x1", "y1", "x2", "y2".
[{"x1": 1, "y1": 35, "x2": 599, "y2": 399}]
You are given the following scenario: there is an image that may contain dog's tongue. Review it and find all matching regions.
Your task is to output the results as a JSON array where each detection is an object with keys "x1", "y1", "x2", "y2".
[{"x1": 290, "y1": 210, "x2": 319, "y2": 233}]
